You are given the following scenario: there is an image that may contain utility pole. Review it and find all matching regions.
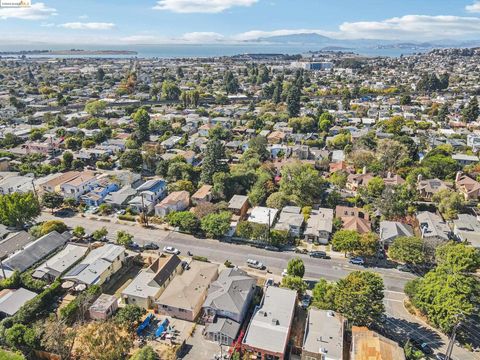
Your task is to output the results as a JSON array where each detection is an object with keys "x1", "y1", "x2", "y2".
[
  {"x1": 0, "y1": 259, "x2": 5, "y2": 279},
  {"x1": 140, "y1": 192, "x2": 149, "y2": 227},
  {"x1": 31, "y1": 178, "x2": 39, "y2": 203},
  {"x1": 446, "y1": 321, "x2": 462, "y2": 360},
  {"x1": 267, "y1": 209, "x2": 271, "y2": 244}
]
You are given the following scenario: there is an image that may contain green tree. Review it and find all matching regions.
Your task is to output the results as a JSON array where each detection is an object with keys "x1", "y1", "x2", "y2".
[
  {"x1": 432, "y1": 189, "x2": 464, "y2": 220},
  {"x1": 266, "y1": 192, "x2": 290, "y2": 209},
  {"x1": 382, "y1": 116, "x2": 405, "y2": 135},
  {"x1": 435, "y1": 242, "x2": 480, "y2": 273},
  {"x1": 389, "y1": 236, "x2": 426, "y2": 265},
  {"x1": 133, "y1": 108, "x2": 150, "y2": 142},
  {"x1": 200, "y1": 211, "x2": 232, "y2": 238},
  {"x1": 279, "y1": 162, "x2": 325, "y2": 207},
  {"x1": 42, "y1": 192, "x2": 64, "y2": 214},
  {"x1": 328, "y1": 133, "x2": 351, "y2": 150},
  {"x1": 281, "y1": 276, "x2": 307, "y2": 295},
  {"x1": 287, "y1": 258, "x2": 305, "y2": 278},
  {"x1": 39, "y1": 220, "x2": 68, "y2": 235},
  {"x1": 92, "y1": 226, "x2": 108, "y2": 241},
  {"x1": 131, "y1": 346, "x2": 159, "y2": 360},
  {"x1": 114, "y1": 304, "x2": 146, "y2": 331},
  {"x1": 200, "y1": 139, "x2": 228, "y2": 184},
  {"x1": 116, "y1": 230, "x2": 133, "y2": 246},
  {"x1": 161, "y1": 80, "x2": 181, "y2": 100},
  {"x1": 120, "y1": 150, "x2": 143, "y2": 172},
  {"x1": 311, "y1": 279, "x2": 336, "y2": 309},
  {"x1": 462, "y1": 97, "x2": 479, "y2": 123},
  {"x1": 96, "y1": 68, "x2": 105, "y2": 81},
  {"x1": 224, "y1": 71, "x2": 240, "y2": 95},
  {"x1": 357, "y1": 232, "x2": 379, "y2": 257},
  {"x1": 85, "y1": 100, "x2": 107, "y2": 116},
  {"x1": 0, "y1": 192, "x2": 40, "y2": 228},
  {"x1": 5, "y1": 324, "x2": 37, "y2": 352},
  {"x1": 329, "y1": 171, "x2": 348, "y2": 189},
  {"x1": 287, "y1": 85, "x2": 301, "y2": 117},
  {"x1": 334, "y1": 271, "x2": 385, "y2": 326},
  {"x1": 376, "y1": 139, "x2": 408, "y2": 171},
  {"x1": 62, "y1": 151, "x2": 74, "y2": 169},
  {"x1": 72, "y1": 226, "x2": 85, "y2": 238},
  {"x1": 332, "y1": 230, "x2": 361, "y2": 256},
  {"x1": 364, "y1": 177, "x2": 385, "y2": 199},
  {"x1": 167, "y1": 180, "x2": 195, "y2": 194},
  {"x1": 166, "y1": 211, "x2": 199, "y2": 233}
]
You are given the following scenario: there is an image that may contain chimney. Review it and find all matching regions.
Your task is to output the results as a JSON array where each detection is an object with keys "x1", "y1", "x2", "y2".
[
  {"x1": 362, "y1": 166, "x2": 367, "y2": 175},
  {"x1": 456, "y1": 171, "x2": 463, "y2": 183}
]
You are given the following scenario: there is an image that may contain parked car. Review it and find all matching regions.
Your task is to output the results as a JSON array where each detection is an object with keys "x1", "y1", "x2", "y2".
[
  {"x1": 309, "y1": 251, "x2": 329, "y2": 259},
  {"x1": 281, "y1": 268, "x2": 288, "y2": 277},
  {"x1": 301, "y1": 295, "x2": 311, "y2": 309},
  {"x1": 409, "y1": 338, "x2": 433, "y2": 355},
  {"x1": 144, "y1": 243, "x2": 159, "y2": 250},
  {"x1": 116, "y1": 209, "x2": 126, "y2": 215},
  {"x1": 294, "y1": 247, "x2": 308, "y2": 254},
  {"x1": 247, "y1": 259, "x2": 264, "y2": 270},
  {"x1": 163, "y1": 246, "x2": 180, "y2": 255},
  {"x1": 397, "y1": 264, "x2": 411, "y2": 272},
  {"x1": 265, "y1": 278, "x2": 275, "y2": 287},
  {"x1": 349, "y1": 257, "x2": 365, "y2": 265},
  {"x1": 435, "y1": 354, "x2": 446, "y2": 360},
  {"x1": 128, "y1": 242, "x2": 142, "y2": 252},
  {"x1": 264, "y1": 245, "x2": 280, "y2": 252}
]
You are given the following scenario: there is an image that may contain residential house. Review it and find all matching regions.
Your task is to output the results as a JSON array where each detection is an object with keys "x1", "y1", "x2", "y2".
[
  {"x1": 346, "y1": 172, "x2": 374, "y2": 193},
  {"x1": 274, "y1": 206, "x2": 305, "y2": 237},
  {"x1": 63, "y1": 243, "x2": 125, "y2": 286},
  {"x1": 248, "y1": 207, "x2": 279, "y2": 227},
  {"x1": 40, "y1": 171, "x2": 83, "y2": 194},
  {"x1": 89, "y1": 294, "x2": 118, "y2": 320},
  {"x1": 417, "y1": 211, "x2": 451, "y2": 244},
  {"x1": 417, "y1": 177, "x2": 450, "y2": 200},
  {"x1": 383, "y1": 172, "x2": 405, "y2": 186},
  {"x1": 0, "y1": 288, "x2": 37, "y2": 318},
  {"x1": 0, "y1": 174, "x2": 33, "y2": 195},
  {"x1": 156, "y1": 261, "x2": 219, "y2": 322},
  {"x1": 304, "y1": 208, "x2": 334, "y2": 244},
  {"x1": 154, "y1": 191, "x2": 190, "y2": 217},
  {"x1": 302, "y1": 309, "x2": 345, "y2": 360},
  {"x1": 60, "y1": 171, "x2": 97, "y2": 201},
  {"x1": 228, "y1": 195, "x2": 249, "y2": 219},
  {"x1": 452, "y1": 153, "x2": 479, "y2": 166},
  {"x1": 161, "y1": 135, "x2": 182, "y2": 149},
  {"x1": 242, "y1": 286, "x2": 297, "y2": 360},
  {"x1": 455, "y1": 172, "x2": 480, "y2": 201},
  {"x1": 350, "y1": 326, "x2": 405, "y2": 360},
  {"x1": 335, "y1": 206, "x2": 371, "y2": 234},
  {"x1": 453, "y1": 214, "x2": 480, "y2": 248},
  {"x1": 104, "y1": 185, "x2": 137, "y2": 209},
  {"x1": 0, "y1": 231, "x2": 34, "y2": 260},
  {"x1": 191, "y1": 185, "x2": 213, "y2": 205},
  {"x1": 2, "y1": 231, "x2": 72, "y2": 279},
  {"x1": 203, "y1": 268, "x2": 256, "y2": 345},
  {"x1": 128, "y1": 179, "x2": 167, "y2": 213},
  {"x1": 32, "y1": 243, "x2": 88, "y2": 282},
  {"x1": 379, "y1": 221, "x2": 414, "y2": 247},
  {"x1": 267, "y1": 131, "x2": 286, "y2": 144},
  {"x1": 122, "y1": 254, "x2": 182, "y2": 309},
  {"x1": 80, "y1": 178, "x2": 119, "y2": 207}
]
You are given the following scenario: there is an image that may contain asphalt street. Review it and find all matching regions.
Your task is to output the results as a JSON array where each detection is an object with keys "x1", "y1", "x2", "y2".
[{"x1": 40, "y1": 213, "x2": 480, "y2": 360}]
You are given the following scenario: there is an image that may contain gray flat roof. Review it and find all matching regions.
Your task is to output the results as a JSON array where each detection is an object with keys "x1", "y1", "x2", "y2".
[
  {"x1": 303, "y1": 309, "x2": 344, "y2": 359},
  {"x1": 0, "y1": 287, "x2": 37, "y2": 316},
  {"x1": 243, "y1": 286, "x2": 297, "y2": 354}
]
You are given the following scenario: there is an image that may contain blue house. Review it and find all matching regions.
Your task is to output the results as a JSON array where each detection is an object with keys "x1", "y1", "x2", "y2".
[
  {"x1": 81, "y1": 179, "x2": 119, "y2": 207},
  {"x1": 128, "y1": 179, "x2": 167, "y2": 213}
]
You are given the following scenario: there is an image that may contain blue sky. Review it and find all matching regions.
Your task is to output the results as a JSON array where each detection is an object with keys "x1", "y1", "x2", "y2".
[{"x1": 2, "y1": 0, "x2": 480, "y2": 45}]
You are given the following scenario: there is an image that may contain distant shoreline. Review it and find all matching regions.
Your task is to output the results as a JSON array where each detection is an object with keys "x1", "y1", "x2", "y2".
[{"x1": 0, "y1": 49, "x2": 138, "y2": 56}]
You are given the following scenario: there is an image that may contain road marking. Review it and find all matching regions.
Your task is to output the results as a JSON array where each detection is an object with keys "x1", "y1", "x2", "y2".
[{"x1": 384, "y1": 290, "x2": 405, "y2": 295}]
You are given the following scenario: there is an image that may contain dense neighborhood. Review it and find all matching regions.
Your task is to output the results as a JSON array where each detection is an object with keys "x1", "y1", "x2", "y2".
[{"x1": 0, "y1": 47, "x2": 479, "y2": 360}]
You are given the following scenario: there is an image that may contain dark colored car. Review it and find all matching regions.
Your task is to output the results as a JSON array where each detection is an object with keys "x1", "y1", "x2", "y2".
[
  {"x1": 309, "y1": 251, "x2": 329, "y2": 259},
  {"x1": 408, "y1": 338, "x2": 433, "y2": 355},
  {"x1": 144, "y1": 242, "x2": 159, "y2": 250},
  {"x1": 128, "y1": 242, "x2": 142, "y2": 252}
]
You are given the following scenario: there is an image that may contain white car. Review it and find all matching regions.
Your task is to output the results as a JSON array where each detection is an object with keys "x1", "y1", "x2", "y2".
[
  {"x1": 281, "y1": 268, "x2": 288, "y2": 277},
  {"x1": 163, "y1": 246, "x2": 180, "y2": 255},
  {"x1": 246, "y1": 259, "x2": 264, "y2": 270}
]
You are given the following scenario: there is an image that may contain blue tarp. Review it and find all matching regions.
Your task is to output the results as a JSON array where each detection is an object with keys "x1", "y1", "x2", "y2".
[
  {"x1": 155, "y1": 318, "x2": 169, "y2": 337},
  {"x1": 136, "y1": 313, "x2": 154, "y2": 336}
]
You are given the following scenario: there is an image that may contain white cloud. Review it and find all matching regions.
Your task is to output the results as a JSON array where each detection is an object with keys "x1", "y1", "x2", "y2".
[
  {"x1": 59, "y1": 22, "x2": 115, "y2": 30},
  {"x1": 153, "y1": 0, "x2": 258, "y2": 13},
  {"x1": 78, "y1": 14, "x2": 89, "y2": 20},
  {"x1": 466, "y1": 2, "x2": 480, "y2": 13},
  {"x1": 0, "y1": 2, "x2": 57, "y2": 20},
  {"x1": 181, "y1": 32, "x2": 224, "y2": 42},
  {"x1": 338, "y1": 15, "x2": 480, "y2": 40}
]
